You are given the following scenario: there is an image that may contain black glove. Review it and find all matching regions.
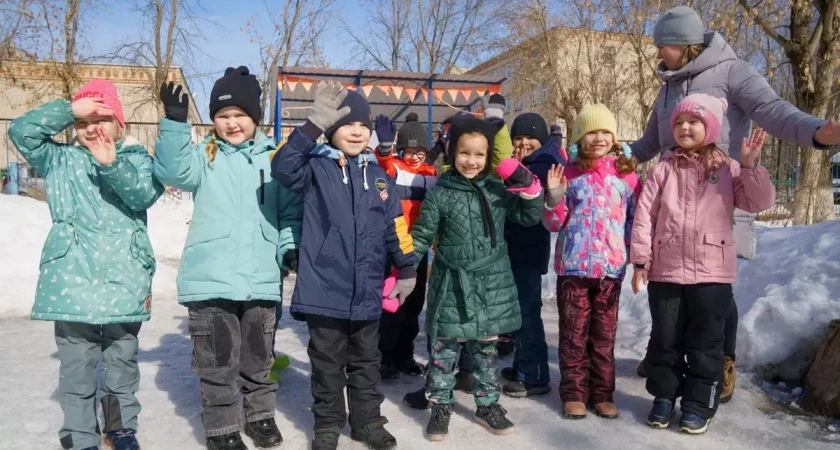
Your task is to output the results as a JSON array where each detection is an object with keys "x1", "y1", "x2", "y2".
[
  {"x1": 159, "y1": 82, "x2": 189, "y2": 123},
  {"x1": 283, "y1": 249, "x2": 299, "y2": 273}
]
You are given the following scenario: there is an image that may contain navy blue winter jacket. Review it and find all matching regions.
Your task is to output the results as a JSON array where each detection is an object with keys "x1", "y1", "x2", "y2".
[
  {"x1": 505, "y1": 144, "x2": 561, "y2": 274},
  {"x1": 272, "y1": 123, "x2": 417, "y2": 321}
]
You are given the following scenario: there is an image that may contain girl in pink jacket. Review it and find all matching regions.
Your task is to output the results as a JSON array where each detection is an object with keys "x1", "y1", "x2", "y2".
[
  {"x1": 543, "y1": 104, "x2": 640, "y2": 421},
  {"x1": 630, "y1": 93, "x2": 775, "y2": 434}
]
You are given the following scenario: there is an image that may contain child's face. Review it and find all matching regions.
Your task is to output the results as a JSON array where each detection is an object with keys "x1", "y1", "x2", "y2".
[
  {"x1": 332, "y1": 122, "x2": 371, "y2": 156},
  {"x1": 658, "y1": 45, "x2": 686, "y2": 70},
  {"x1": 579, "y1": 130, "x2": 614, "y2": 158},
  {"x1": 402, "y1": 147, "x2": 427, "y2": 169},
  {"x1": 673, "y1": 113, "x2": 706, "y2": 149},
  {"x1": 213, "y1": 106, "x2": 256, "y2": 145},
  {"x1": 512, "y1": 136, "x2": 541, "y2": 160},
  {"x1": 74, "y1": 116, "x2": 121, "y2": 149},
  {"x1": 454, "y1": 133, "x2": 488, "y2": 179}
]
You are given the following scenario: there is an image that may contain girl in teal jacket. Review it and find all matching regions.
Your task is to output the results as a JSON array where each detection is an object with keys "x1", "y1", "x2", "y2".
[
  {"x1": 9, "y1": 80, "x2": 163, "y2": 450},
  {"x1": 153, "y1": 66, "x2": 302, "y2": 450}
]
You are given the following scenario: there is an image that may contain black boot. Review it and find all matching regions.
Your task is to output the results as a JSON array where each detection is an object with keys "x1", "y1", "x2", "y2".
[
  {"x1": 475, "y1": 404, "x2": 515, "y2": 435},
  {"x1": 350, "y1": 418, "x2": 397, "y2": 450},
  {"x1": 207, "y1": 432, "x2": 248, "y2": 450},
  {"x1": 378, "y1": 363, "x2": 401, "y2": 380},
  {"x1": 311, "y1": 426, "x2": 340, "y2": 450},
  {"x1": 454, "y1": 370, "x2": 474, "y2": 394},
  {"x1": 244, "y1": 418, "x2": 283, "y2": 448},
  {"x1": 426, "y1": 404, "x2": 452, "y2": 441},
  {"x1": 500, "y1": 366, "x2": 517, "y2": 382},
  {"x1": 103, "y1": 429, "x2": 140, "y2": 450},
  {"x1": 496, "y1": 339, "x2": 514, "y2": 358},
  {"x1": 502, "y1": 380, "x2": 551, "y2": 398},
  {"x1": 403, "y1": 386, "x2": 430, "y2": 410},
  {"x1": 396, "y1": 359, "x2": 424, "y2": 376}
]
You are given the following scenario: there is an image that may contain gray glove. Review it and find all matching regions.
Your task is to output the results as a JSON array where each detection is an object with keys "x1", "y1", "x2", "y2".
[
  {"x1": 309, "y1": 81, "x2": 350, "y2": 131},
  {"x1": 387, "y1": 277, "x2": 417, "y2": 306},
  {"x1": 480, "y1": 95, "x2": 504, "y2": 120}
]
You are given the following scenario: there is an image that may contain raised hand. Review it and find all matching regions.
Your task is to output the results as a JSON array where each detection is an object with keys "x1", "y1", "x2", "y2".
[
  {"x1": 159, "y1": 82, "x2": 189, "y2": 123},
  {"x1": 309, "y1": 81, "x2": 350, "y2": 131},
  {"x1": 740, "y1": 128, "x2": 766, "y2": 169},
  {"x1": 546, "y1": 164, "x2": 567, "y2": 191},
  {"x1": 374, "y1": 114, "x2": 396, "y2": 154},
  {"x1": 71, "y1": 98, "x2": 114, "y2": 119},
  {"x1": 814, "y1": 119, "x2": 840, "y2": 146},
  {"x1": 88, "y1": 124, "x2": 116, "y2": 166}
]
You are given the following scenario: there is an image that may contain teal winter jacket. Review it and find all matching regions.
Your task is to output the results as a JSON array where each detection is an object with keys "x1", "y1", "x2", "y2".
[
  {"x1": 8, "y1": 100, "x2": 164, "y2": 324},
  {"x1": 153, "y1": 118, "x2": 302, "y2": 304}
]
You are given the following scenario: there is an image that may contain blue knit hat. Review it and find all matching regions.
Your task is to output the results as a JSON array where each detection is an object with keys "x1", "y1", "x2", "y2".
[{"x1": 325, "y1": 89, "x2": 373, "y2": 143}]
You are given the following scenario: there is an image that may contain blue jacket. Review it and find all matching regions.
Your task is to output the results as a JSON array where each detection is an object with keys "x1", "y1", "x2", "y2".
[
  {"x1": 505, "y1": 145, "x2": 561, "y2": 274},
  {"x1": 154, "y1": 119, "x2": 302, "y2": 304},
  {"x1": 272, "y1": 123, "x2": 417, "y2": 321}
]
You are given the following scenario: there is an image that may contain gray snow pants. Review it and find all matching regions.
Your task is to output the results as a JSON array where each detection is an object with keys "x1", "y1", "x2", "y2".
[{"x1": 55, "y1": 321, "x2": 142, "y2": 450}]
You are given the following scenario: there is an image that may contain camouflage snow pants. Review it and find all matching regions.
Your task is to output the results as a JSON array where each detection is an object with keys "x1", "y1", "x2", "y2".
[{"x1": 427, "y1": 337, "x2": 499, "y2": 406}]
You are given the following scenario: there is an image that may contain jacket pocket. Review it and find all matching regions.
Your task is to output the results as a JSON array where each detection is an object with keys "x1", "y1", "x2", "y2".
[
  {"x1": 252, "y1": 221, "x2": 282, "y2": 285},
  {"x1": 188, "y1": 317, "x2": 216, "y2": 371},
  {"x1": 40, "y1": 224, "x2": 75, "y2": 267},
  {"x1": 702, "y1": 231, "x2": 736, "y2": 275},
  {"x1": 652, "y1": 232, "x2": 678, "y2": 274},
  {"x1": 130, "y1": 229, "x2": 156, "y2": 275},
  {"x1": 181, "y1": 222, "x2": 233, "y2": 280},
  {"x1": 185, "y1": 222, "x2": 233, "y2": 248}
]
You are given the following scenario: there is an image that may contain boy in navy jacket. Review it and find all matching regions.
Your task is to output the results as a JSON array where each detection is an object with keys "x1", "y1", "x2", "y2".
[{"x1": 272, "y1": 82, "x2": 417, "y2": 450}]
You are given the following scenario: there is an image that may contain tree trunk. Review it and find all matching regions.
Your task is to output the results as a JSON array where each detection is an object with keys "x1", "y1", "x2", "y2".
[
  {"x1": 793, "y1": 149, "x2": 835, "y2": 224},
  {"x1": 802, "y1": 319, "x2": 840, "y2": 417}
]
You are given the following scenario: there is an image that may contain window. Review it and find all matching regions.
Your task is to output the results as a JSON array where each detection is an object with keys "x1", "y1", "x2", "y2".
[
  {"x1": 505, "y1": 100, "x2": 511, "y2": 113},
  {"x1": 515, "y1": 98, "x2": 523, "y2": 111},
  {"x1": 505, "y1": 64, "x2": 511, "y2": 79},
  {"x1": 531, "y1": 90, "x2": 538, "y2": 106},
  {"x1": 604, "y1": 46, "x2": 617, "y2": 68},
  {"x1": 492, "y1": 69, "x2": 499, "y2": 77},
  {"x1": 542, "y1": 82, "x2": 548, "y2": 101}
]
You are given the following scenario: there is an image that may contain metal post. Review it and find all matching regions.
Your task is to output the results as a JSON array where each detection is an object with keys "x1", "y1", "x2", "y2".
[
  {"x1": 274, "y1": 68, "x2": 282, "y2": 144},
  {"x1": 427, "y1": 76, "x2": 435, "y2": 149}
]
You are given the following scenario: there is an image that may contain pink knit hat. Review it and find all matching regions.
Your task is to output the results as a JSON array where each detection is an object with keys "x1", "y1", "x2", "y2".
[
  {"x1": 73, "y1": 79, "x2": 125, "y2": 127},
  {"x1": 671, "y1": 93, "x2": 727, "y2": 146}
]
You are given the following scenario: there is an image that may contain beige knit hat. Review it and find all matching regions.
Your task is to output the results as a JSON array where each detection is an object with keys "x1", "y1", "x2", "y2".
[{"x1": 570, "y1": 103, "x2": 618, "y2": 145}]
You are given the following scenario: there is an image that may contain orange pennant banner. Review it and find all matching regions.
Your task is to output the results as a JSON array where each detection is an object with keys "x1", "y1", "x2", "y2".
[
  {"x1": 418, "y1": 89, "x2": 428, "y2": 102},
  {"x1": 432, "y1": 88, "x2": 445, "y2": 101},
  {"x1": 344, "y1": 83, "x2": 357, "y2": 90},
  {"x1": 488, "y1": 85, "x2": 502, "y2": 94},
  {"x1": 404, "y1": 87, "x2": 418, "y2": 102},
  {"x1": 285, "y1": 76, "x2": 299, "y2": 91},
  {"x1": 391, "y1": 86, "x2": 404, "y2": 100},
  {"x1": 301, "y1": 81, "x2": 313, "y2": 92},
  {"x1": 460, "y1": 88, "x2": 473, "y2": 101},
  {"x1": 361, "y1": 85, "x2": 375, "y2": 97},
  {"x1": 377, "y1": 85, "x2": 392, "y2": 95},
  {"x1": 447, "y1": 89, "x2": 460, "y2": 102}
]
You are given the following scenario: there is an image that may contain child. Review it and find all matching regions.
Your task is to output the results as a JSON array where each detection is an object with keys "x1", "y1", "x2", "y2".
[
  {"x1": 501, "y1": 113, "x2": 561, "y2": 398},
  {"x1": 630, "y1": 94, "x2": 775, "y2": 434},
  {"x1": 272, "y1": 82, "x2": 417, "y2": 450},
  {"x1": 543, "y1": 104, "x2": 640, "y2": 420},
  {"x1": 410, "y1": 116, "x2": 544, "y2": 441},
  {"x1": 9, "y1": 80, "x2": 163, "y2": 450},
  {"x1": 373, "y1": 112, "x2": 437, "y2": 379},
  {"x1": 154, "y1": 66, "x2": 302, "y2": 450}
]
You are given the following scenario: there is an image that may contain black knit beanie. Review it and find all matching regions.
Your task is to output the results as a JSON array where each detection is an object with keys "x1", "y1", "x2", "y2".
[
  {"x1": 396, "y1": 113, "x2": 429, "y2": 151},
  {"x1": 511, "y1": 112, "x2": 549, "y2": 144},
  {"x1": 209, "y1": 66, "x2": 262, "y2": 123},
  {"x1": 325, "y1": 89, "x2": 373, "y2": 144},
  {"x1": 446, "y1": 116, "x2": 499, "y2": 180}
]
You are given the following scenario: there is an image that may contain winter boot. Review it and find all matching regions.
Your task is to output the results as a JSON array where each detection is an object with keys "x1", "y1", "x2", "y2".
[
  {"x1": 562, "y1": 402, "x2": 587, "y2": 419},
  {"x1": 475, "y1": 403, "x2": 515, "y2": 435},
  {"x1": 646, "y1": 398, "x2": 675, "y2": 429},
  {"x1": 720, "y1": 356, "x2": 736, "y2": 404},
  {"x1": 378, "y1": 363, "x2": 401, "y2": 380},
  {"x1": 396, "y1": 359, "x2": 424, "y2": 376},
  {"x1": 244, "y1": 418, "x2": 283, "y2": 448},
  {"x1": 679, "y1": 412, "x2": 711, "y2": 434},
  {"x1": 403, "y1": 386, "x2": 430, "y2": 410},
  {"x1": 500, "y1": 366, "x2": 517, "y2": 382},
  {"x1": 454, "y1": 370, "x2": 474, "y2": 394},
  {"x1": 502, "y1": 380, "x2": 551, "y2": 398},
  {"x1": 637, "y1": 359, "x2": 647, "y2": 378},
  {"x1": 592, "y1": 402, "x2": 620, "y2": 419},
  {"x1": 103, "y1": 429, "x2": 140, "y2": 450},
  {"x1": 425, "y1": 404, "x2": 452, "y2": 441},
  {"x1": 350, "y1": 417, "x2": 397, "y2": 449},
  {"x1": 311, "y1": 426, "x2": 340, "y2": 450},
  {"x1": 206, "y1": 432, "x2": 248, "y2": 450},
  {"x1": 496, "y1": 336, "x2": 514, "y2": 358}
]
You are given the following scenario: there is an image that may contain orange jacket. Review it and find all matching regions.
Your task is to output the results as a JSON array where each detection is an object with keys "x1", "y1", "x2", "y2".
[{"x1": 375, "y1": 149, "x2": 437, "y2": 230}]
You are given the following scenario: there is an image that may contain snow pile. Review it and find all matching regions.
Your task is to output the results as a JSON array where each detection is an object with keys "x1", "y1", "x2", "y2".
[{"x1": 543, "y1": 221, "x2": 840, "y2": 381}]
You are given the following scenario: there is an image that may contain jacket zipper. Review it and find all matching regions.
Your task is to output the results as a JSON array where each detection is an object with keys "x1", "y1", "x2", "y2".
[{"x1": 259, "y1": 169, "x2": 265, "y2": 204}]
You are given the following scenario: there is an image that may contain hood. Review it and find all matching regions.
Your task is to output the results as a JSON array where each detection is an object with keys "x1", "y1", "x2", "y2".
[
  {"x1": 658, "y1": 32, "x2": 737, "y2": 83},
  {"x1": 437, "y1": 170, "x2": 493, "y2": 192}
]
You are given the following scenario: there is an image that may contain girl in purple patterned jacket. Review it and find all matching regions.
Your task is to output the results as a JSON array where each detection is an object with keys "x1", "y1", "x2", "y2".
[{"x1": 543, "y1": 104, "x2": 640, "y2": 420}]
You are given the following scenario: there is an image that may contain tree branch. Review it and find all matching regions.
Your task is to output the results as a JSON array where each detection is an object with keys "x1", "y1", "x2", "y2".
[{"x1": 737, "y1": 0, "x2": 792, "y2": 53}]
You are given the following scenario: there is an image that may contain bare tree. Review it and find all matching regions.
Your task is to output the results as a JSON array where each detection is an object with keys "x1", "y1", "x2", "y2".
[
  {"x1": 245, "y1": 0, "x2": 334, "y2": 125},
  {"x1": 343, "y1": 0, "x2": 410, "y2": 71},
  {"x1": 738, "y1": 0, "x2": 840, "y2": 225}
]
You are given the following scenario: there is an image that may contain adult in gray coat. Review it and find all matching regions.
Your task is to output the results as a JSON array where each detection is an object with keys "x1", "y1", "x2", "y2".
[{"x1": 632, "y1": 6, "x2": 840, "y2": 403}]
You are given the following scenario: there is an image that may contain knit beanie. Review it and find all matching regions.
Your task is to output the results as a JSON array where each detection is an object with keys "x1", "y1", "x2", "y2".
[
  {"x1": 511, "y1": 113, "x2": 549, "y2": 144},
  {"x1": 571, "y1": 103, "x2": 618, "y2": 145},
  {"x1": 73, "y1": 79, "x2": 125, "y2": 127},
  {"x1": 671, "y1": 93, "x2": 727, "y2": 146},
  {"x1": 210, "y1": 66, "x2": 262, "y2": 123},
  {"x1": 325, "y1": 89, "x2": 373, "y2": 144},
  {"x1": 396, "y1": 113, "x2": 429, "y2": 151},
  {"x1": 653, "y1": 6, "x2": 705, "y2": 46},
  {"x1": 446, "y1": 116, "x2": 499, "y2": 180}
]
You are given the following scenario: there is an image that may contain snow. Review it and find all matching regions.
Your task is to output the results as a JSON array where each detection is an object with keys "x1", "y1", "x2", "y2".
[{"x1": 1, "y1": 194, "x2": 839, "y2": 448}]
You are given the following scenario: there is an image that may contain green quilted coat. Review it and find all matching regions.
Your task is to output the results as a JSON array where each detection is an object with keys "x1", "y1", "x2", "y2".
[
  {"x1": 410, "y1": 171, "x2": 543, "y2": 340},
  {"x1": 8, "y1": 100, "x2": 164, "y2": 324}
]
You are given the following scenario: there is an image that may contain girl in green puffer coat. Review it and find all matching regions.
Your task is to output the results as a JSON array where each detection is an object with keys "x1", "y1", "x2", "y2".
[
  {"x1": 8, "y1": 79, "x2": 164, "y2": 450},
  {"x1": 409, "y1": 116, "x2": 543, "y2": 441}
]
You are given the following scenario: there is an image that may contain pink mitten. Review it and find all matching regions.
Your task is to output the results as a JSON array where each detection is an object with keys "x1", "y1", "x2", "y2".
[
  {"x1": 497, "y1": 158, "x2": 541, "y2": 196},
  {"x1": 382, "y1": 268, "x2": 400, "y2": 313}
]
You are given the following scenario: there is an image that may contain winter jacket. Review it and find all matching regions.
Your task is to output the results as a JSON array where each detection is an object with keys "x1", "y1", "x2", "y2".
[
  {"x1": 505, "y1": 144, "x2": 562, "y2": 274},
  {"x1": 630, "y1": 150, "x2": 776, "y2": 284},
  {"x1": 543, "y1": 156, "x2": 640, "y2": 280},
  {"x1": 154, "y1": 119, "x2": 302, "y2": 304},
  {"x1": 410, "y1": 171, "x2": 543, "y2": 341},
  {"x1": 631, "y1": 32, "x2": 829, "y2": 163},
  {"x1": 375, "y1": 149, "x2": 437, "y2": 230},
  {"x1": 9, "y1": 100, "x2": 164, "y2": 324},
  {"x1": 272, "y1": 123, "x2": 417, "y2": 321}
]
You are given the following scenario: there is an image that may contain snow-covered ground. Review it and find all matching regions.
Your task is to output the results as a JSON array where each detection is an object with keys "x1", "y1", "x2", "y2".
[{"x1": 1, "y1": 194, "x2": 839, "y2": 449}]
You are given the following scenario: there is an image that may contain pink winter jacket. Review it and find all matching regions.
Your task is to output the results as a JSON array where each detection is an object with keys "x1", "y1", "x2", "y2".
[{"x1": 630, "y1": 149, "x2": 776, "y2": 284}]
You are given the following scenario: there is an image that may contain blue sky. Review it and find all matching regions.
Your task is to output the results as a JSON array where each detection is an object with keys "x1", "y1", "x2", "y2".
[{"x1": 87, "y1": 0, "x2": 366, "y2": 122}]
